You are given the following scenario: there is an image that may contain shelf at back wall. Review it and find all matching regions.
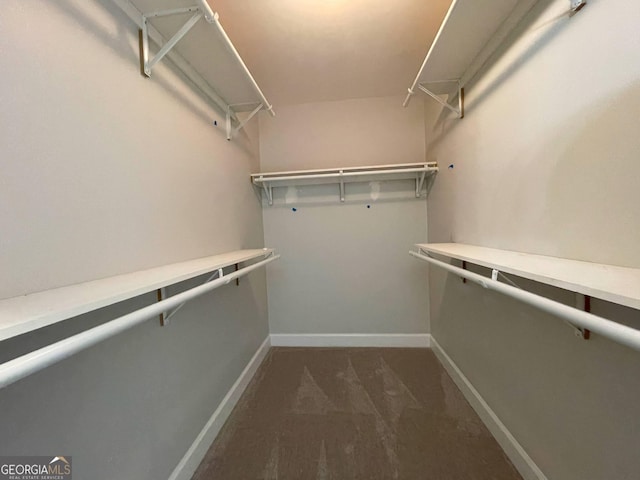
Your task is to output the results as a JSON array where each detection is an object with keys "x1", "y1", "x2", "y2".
[
  {"x1": 114, "y1": 0, "x2": 274, "y2": 140},
  {"x1": 0, "y1": 249, "x2": 274, "y2": 342},
  {"x1": 251, "y1": 163, "x2": 439, "y2": 205},
  {"x1": 418, "y1": 243, "x2": 640, "y2": 311}
]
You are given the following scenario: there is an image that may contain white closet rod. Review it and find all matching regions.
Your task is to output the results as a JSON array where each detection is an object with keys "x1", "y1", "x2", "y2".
[
  {"x1": 410, "y1": 251, "x2": 640, "y2": 352},
  {"x1": 254, "y1": 167, "x2": 436, "y2": 183},
  {"x1": 0, "y1": 254, "x2": 279, "y2": 390}
]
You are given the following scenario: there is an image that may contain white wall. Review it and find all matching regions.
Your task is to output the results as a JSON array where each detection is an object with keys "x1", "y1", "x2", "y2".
[
  {"x1": 0, "y1": 0, "x2": 262, "y2": 299},
  {"x1": 0, "y1": 1, "x2": 268, "y2": 478},
  {"x1": 426, "y1": 0, "x2": 640, "y2": 267},
  {"x1": 259, "y1": 95, "x2": 426, "y2": 171},
  {"x1": 425, "y1": 0, "x2": 640, "y2": 479},
  {"x1": 259, "y1": 97, "x2": 429, "y2": 334}
]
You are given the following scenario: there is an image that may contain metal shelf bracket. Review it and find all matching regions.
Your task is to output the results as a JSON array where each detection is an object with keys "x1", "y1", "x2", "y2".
[
  {"x1": 158, "y1": 268, "x2": 223, "y2": 326},
  {"x1": 226, "y1": 103, "x2": 264, "y2": 140},
  {"x1": 140, "y1": 6, "x2": 204, "y2": 78},
  {"x1": 417, "y1": 80, "x2": 464, "y2": 119},
  {"x1": 339, "y1": 170, "x2": 345, "y2": 202},
  {"x1": 569, "y1": 0, "x2": 587, "y2": 16},
  {"x1": 259, "y1": 178, "x2": 273, "y2": 206},
  {"x1": 489, "y1": 268, "x2": 589, "y2": 340},
  {"x1": 416, "y1": 171, "x2": 427, "y2": 197}
]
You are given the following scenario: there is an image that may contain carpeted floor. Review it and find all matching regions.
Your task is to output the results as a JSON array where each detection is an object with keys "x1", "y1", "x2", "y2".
[{"x1": 192, "y1": 347, "x2": 522, "y2": 479}]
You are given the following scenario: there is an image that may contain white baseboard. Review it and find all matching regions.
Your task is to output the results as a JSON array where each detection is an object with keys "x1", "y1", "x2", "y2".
[
  {"x1": 168, "y1": 336, "x2": 271, "y2": 480},
  {"x1": 430, "y1": 337, "x2": 547, "y2": 480},
  {"x1": 270, "y1": 333, "x2": 431, "y2": 348}
]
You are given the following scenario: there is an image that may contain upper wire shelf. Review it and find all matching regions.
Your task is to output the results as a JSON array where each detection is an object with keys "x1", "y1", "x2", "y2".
[
  {"x1": 251, "y1": 162, "x2": 439, "y2": 205},
  {"x1": 116, "y1": 0, "x2": 274, "y2": 140}
]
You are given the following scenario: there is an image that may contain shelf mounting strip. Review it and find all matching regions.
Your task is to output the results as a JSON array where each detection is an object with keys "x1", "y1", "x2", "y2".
[{"x1": 139, "y1": 0, "x2": 274, "y2": 140}]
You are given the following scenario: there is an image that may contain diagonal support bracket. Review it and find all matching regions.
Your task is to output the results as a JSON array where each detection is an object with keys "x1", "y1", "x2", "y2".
[
  {"x1": 259, "y1": 178, "x2": 273, "y2": 206},
  {"x1": 226, "y1": 108, "x2": 232, "y2": 141},
  {"x1": 415, "y1": 171, "x2": 427, "y2": 197},
  {"x1": 491, "y1": 268, "x2": 590, "y2": 341},
  {"x1": 158, "y1": 268, "x2": 224, "y2": 326},
  {"x1": 226, "y1": 103, "x2": 264, "y2": 140},
  {"x1": 492, "y1": 269, "x2": 522, "y2": 289},
  {"x1": 141, "y1": 7, "x2": 203, "y2": 78},
  {"x1": 417, "y1": 81, "x2": 464, "y2": 119},
  {"x1": 569, "y1": 0, "x2": 587, "y2": 16}
]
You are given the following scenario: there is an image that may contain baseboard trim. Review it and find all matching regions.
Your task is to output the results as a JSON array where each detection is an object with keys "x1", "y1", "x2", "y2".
[
  {"x1": 430, "y1": 337, "x2": 547, "y2": 480},
  {"x1": 270, "y1": 333, "x2": 431, "y2": 348},
  {"x1": 168, "y1": 336, "x2": 271, "y2": 480}
]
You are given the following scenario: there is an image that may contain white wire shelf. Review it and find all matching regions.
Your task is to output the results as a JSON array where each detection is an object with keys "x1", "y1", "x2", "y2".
[
  {"x1": 251, "y1": 162, "x2": 439, "y2": 205},
  {"x1": 0, "y1": 252, "x2": 280, "y2": 389},
  {"x1": 416, "y1": 243, "x2": 640, "y2": 311},
  {"x1": 403, "y1": 0, "x2": 540, "y2": 117},
  {"x1": 0, "y1": 249, "x2": 274, "y2": 342},
  {"x1": 115, "y1": 0, "x2": 274, "y2": 140}
]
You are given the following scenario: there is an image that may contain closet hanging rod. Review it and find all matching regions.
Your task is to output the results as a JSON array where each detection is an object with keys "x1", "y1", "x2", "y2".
[
  {"x1": 0, "y1": 253, "x2": 279, "y2": 390},
  {"x1": 253, "y1": 166, "x2": 437, "y2": 183},
  {"x1": 409, "y1": 251, "x2": 640, "y2": 352}
]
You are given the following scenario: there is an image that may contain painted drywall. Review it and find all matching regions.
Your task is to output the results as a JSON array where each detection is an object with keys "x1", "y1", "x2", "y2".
[
  {"x1": 0, "y1": 1, "x2": 268, "y2": 479},
  {"x1": 263, "y1": 185, "x2": 429, "y2": 334},
  {"x1": 259, "y1": 97, "x2": 429, "y2": 334},
  {"x1": 258, "y1": 95, "x2": 426, "y2": 171},
  {"x1": 425, "y1": 0, "x2": 640, "y2": 479}
]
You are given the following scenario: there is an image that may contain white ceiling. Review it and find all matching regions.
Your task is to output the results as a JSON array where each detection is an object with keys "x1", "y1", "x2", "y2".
[{"x1": 211, "y1": 0, "x2": 452, "y2": 106}]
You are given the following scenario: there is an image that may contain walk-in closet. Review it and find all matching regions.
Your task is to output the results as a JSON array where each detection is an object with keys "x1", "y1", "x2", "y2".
[{"x1": 1, "y1": 0, "x2": 638, "y2": 479}]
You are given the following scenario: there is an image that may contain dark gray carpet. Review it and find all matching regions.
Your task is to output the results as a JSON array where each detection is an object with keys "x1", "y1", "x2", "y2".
[{"x1": 192, "y1": 347, "x2": 522, "y2": 479}]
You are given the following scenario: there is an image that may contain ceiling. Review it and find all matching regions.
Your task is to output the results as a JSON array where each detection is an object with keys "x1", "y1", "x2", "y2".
[{"x1": 211, "y1": 0, "x2": 452, "y2": 107}]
